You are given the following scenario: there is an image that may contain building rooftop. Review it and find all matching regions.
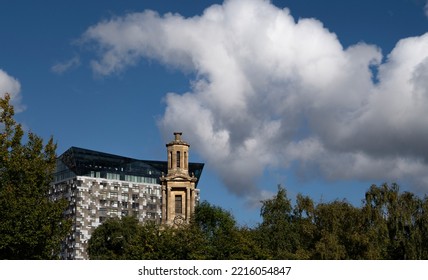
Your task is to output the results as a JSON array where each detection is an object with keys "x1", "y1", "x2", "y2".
[{"x1": 54, "y1": 146, "x2": 204, "y2": 186}]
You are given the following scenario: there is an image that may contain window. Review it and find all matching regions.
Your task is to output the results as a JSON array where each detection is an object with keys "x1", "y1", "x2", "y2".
[
  {"x1": 110, "y1": 192, "x2": 118, "y2": 199},
  {"x1": 121, "y1": 201, "x2": 128, "y2": 208},
  {"x1": 125, "y1": 175, "x2": 146, "y2": 183},
  {"x1": 121, "y1": 193, "x2": 128, "y2": 201},
  {"x1": 132, "y1": 202, "x2": 139, "y2": 209},
  {"x1": 176, "y1": 151, "x2": 181, "y2": 168},
  {"x1": 175, "y1": 195, "x2": 182, "y2": 214},
  {"x1": 132, "y1": 194, "x2": 139, "y2": 201},
  {"x1": 169, "y1": 151, "x2": 173, "y2": 169},
  {"x1": 95, "y1": 171, "x2": 101, "y2": 178},
  {"x1": 99, "y1": 208, "x2": 107, "y2": 216},
  {"x1": 107, "y1": 173, "x2": 120, "y2": 180}
]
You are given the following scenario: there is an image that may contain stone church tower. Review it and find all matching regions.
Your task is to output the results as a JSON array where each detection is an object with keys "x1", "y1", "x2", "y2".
[{"x1": 161, "y1": 132, "x2": 198, "y2": 225}]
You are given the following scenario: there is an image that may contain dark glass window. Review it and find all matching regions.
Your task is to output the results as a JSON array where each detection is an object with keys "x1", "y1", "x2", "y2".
[
  {"x1": 99, "y1": 208, "x2": 107, "y2": 216},
  {"x1": 177, "y1": 151, "x2": 181, "y2": 168},
  {"x1": 175, "y1": 195, "x2": 182, "y2": 214}
]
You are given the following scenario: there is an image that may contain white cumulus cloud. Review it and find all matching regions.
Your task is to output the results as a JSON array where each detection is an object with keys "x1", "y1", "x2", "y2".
[
  {"x1": 81, "y1": 0, "x2": 428, "y2": 200},
  {"x1": 0, "y1": 68, "x2": 23, "y2": 111}
]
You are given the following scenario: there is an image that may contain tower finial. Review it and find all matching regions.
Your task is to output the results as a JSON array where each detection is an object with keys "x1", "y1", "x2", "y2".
[{"x1": 174, "y1": 132, "x2": 182, "y2": 141}]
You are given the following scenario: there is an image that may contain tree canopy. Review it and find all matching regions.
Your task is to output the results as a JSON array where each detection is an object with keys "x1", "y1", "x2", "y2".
[
  {"x1": 88, "y1": 201, "x2": 268, "y2": 260},
  {"x1": 0, "y1": 94, "x2": 71, "y2": 259},
  {"x1": 89, "y1": 183, "x2": 428, "y2": 260}
]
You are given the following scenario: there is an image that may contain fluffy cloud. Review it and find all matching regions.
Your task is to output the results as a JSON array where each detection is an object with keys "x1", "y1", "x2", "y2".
[
  {"x1": 0, "y1": 69, "x2": 23, "y2": 111},
  {"x1": 82, "y1": 0, "x2": 428, "y2": 199}
]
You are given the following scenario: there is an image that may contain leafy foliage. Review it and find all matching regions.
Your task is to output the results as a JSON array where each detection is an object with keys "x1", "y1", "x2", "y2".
[
  {"x1": 89, "y1": 183, "x2": 428, "y2": 260},
  {"x1": 257, "y1": 185, "x2": 298, "y2": 259},
  {"x1": 0, "y1": 94, "x2": 71, "y2": 259},
  {"x1": 192, "y1": 201, "x2": 268, "y2": 259},
  {"x1": 88, "y1": 201, "x2": 268, "y2": 260}
]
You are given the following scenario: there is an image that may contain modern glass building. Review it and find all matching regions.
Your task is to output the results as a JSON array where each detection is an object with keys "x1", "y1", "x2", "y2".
[{"x1": 51, "y1": 146, "x2": 204, "y2": 259}]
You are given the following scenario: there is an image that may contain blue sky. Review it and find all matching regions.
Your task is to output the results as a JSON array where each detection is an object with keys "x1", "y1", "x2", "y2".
[{"x1": 1, "y1": 0, "x2": 428, "y2": 226}]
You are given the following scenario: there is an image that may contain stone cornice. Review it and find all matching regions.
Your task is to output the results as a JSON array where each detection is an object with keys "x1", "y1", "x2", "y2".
[{"x1": 160, "y1": 171, "x2": 198, "y2": 183}]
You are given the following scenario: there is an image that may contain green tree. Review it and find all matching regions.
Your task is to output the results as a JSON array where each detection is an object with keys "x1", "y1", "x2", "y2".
[
  {"x1": 87, "y1": 216, "x2": 142, "y2": 259},
  {"x1": 416, "y1": 196, "x2": 428, "y2": 259},
  {"x1": 87, "y1": 183, "x2": 428, "y2": 260},
  {"x1": 153, "y1": 222, "x2": 209, "y2": 260},
  {"x1": 361, "y1": 183, "x2": 425, "y2": 259},
  {"x1": 0, "y1": 93, "x2": 71, "y2": 259},
  {"x1": 89, "y1": 201, "x2": 266, "y2": 260},
  {"x1": 232, "y1": 226, "x2": 270, "y2": 260},
  {"x1": 394, "y1": 190, "x2": 422, "y2": 259},
  {"x1": 313, "y1": 200, "x2": 365, "y2": 259},
  {"x1": 293, "y1": 194, "x2": 316, "y2": 259},
  {"x1": 361, "y1": 184, "x2": 390, "y2": 259},
  {"x1": 87, "y1": 215, "x2": 159, "y2": 259},
  {"x1": 257, "y1": 185, "x2": 298, "y2": 259},
  {"x1": 193, "y1": 201, "x2": 245, "y2": 259},
  {"x1": 359, "y1": 183, "x2": 428, "y2": 259}
]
